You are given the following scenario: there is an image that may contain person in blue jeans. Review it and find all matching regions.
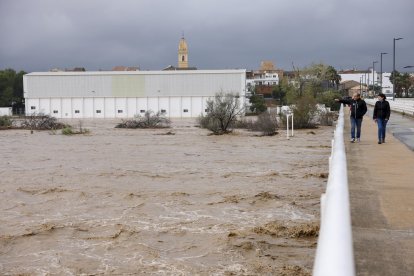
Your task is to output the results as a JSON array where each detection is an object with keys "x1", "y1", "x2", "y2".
[
  {"x1": 373, "y1": 93, "x2": 391, "y2": 144},
  {"x1": 335, "y1": 92, "x2": 367, "y2": 143}
]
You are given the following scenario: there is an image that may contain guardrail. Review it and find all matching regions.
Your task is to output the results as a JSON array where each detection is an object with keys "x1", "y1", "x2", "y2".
[
  {"x1": 313, "y1": 104, "x2": 355, "y2": 276},
  {"x1": 365, "y1": 98, "x2": 414, "y2": 116}
]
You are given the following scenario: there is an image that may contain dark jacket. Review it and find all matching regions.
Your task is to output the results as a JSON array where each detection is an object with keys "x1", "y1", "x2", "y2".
[
  {"x1": 373, "y1": 100, "x2": 390, "y2": 120},
  {"x1": 338, "y1": 98, "x2": 367, "y2": 119}
]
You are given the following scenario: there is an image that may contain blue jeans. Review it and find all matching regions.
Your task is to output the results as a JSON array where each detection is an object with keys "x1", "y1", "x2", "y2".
[
  {"x1": 350, "y1": 117, "x2": 362, "y2": 139},
  {"x1": 376, "y1": 118, "x2": 388, "y2": 142}
]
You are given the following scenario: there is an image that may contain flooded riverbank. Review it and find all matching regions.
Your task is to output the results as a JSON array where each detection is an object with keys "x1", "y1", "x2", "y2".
[{"x1": 0, "y1": 119, "x2": 332, "y2": 275}]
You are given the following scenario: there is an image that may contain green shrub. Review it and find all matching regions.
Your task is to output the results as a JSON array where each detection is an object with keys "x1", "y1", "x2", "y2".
[
  {"x1": 61, "y1": 124, "x2": 90, "y2": 135},
  {"x1": 251, "y1": 111, "x2": 279, "y2": 136},
  {"x1": 281, "y1": 96, "x2": 318, "y2": 129},
  {"x1": 0, "y1": 116, "x2": 13, "y2": 129},
  {"x1": 61, "y1": 126, "x2": 74, "y2": 135}
]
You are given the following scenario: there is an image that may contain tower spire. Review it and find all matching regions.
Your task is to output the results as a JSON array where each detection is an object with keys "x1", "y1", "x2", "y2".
[{"x1": 178, "y1": 35, "x2": 188, "y2": 69}]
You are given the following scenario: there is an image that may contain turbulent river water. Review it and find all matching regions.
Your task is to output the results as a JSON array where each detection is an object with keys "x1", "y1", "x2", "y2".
[{"x1": 0, "y1": 119, "x2": 332, "y2": 275}]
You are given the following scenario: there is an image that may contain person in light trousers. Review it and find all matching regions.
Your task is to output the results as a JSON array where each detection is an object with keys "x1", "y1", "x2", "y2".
[{"x1": 373, "y1": 93, "x2": 391, "y2": 144}]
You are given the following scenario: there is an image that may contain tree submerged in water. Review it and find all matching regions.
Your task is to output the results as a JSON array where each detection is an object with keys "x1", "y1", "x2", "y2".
[{"x1": 198, "y1": 92, "x2": 244, "y2": 135}]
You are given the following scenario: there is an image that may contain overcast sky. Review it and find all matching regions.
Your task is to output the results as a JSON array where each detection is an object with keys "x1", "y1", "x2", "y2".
[{"x1": 1, "y1": 0, "x2": 413, "y2": 73}]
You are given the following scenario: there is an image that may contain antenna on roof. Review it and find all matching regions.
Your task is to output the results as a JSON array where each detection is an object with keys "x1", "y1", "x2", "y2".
[{"x1": 182, "y1": 31, "x2": 185, "y2": 38}]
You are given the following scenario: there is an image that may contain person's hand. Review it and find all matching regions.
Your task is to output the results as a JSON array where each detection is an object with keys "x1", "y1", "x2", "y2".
[{"x1": 334, "y1": 99, "x2": 339, "y2": 102}]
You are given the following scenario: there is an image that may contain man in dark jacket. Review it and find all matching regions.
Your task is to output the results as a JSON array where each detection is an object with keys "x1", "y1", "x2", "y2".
[
  {"x1": 373, "y1": 93, "x2": 391, "y2": 144},
  {"x1": 335, "y1": 92, "x2": 367, "y2": 143}
]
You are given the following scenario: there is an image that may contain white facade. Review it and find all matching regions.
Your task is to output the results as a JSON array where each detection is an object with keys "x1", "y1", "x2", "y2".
[
  {"x1": 0, "y1": 107, "x2": 12, "y2": 116},
  {"x1": 340, "y1": 70, "x2": 393, "y2": 93},
  {"x1": 380, "y1": 72, "x2": 393, "y2": 97},
  {"x1": 24, "y1": 70, "x2": 246, "y2": 118},
  {"x1": 246, "y1": 72, "x2": 279, "y2": 92}
]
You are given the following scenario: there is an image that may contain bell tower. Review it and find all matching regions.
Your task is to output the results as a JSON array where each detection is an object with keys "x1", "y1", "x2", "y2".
[{"x1": 178, "y1": 36, "x2": 188, "y2": 69}]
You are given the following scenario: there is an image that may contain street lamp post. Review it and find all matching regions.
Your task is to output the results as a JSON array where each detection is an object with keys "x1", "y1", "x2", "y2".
[
  {"x1": 373, "y1": 61, "x2": 378, "y2": 95},
  {"x1": 393, "y1": 37, "x2": 403, "y2": 100},
  {"x1": 380, "y1": 52, "x2": 388, "y2": 92}
]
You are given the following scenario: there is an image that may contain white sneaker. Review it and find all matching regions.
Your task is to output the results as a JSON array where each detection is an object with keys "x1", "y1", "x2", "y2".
[
  {"x1": 357, "y1": 138, "x2": 360, "y2": 142},
  {"x1": 350, "y1": 138, "x2": 355, "y2": 143}
]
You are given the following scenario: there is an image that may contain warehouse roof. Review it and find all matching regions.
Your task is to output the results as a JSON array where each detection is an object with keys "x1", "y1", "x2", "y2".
[{"x1": 25, "y1": 69, "x2": 246, "y2": 76}]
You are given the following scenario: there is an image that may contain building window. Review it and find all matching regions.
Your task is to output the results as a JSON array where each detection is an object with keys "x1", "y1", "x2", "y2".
[
  {"x1": 74, "y1": 110, "x2": 80, "y2": 114},
  {"x1": 53, "y1": 110, "x2": 58, "y2": 114},
  {"x1": 205, "y1": 109, "x2": 208, "y2": 112},
  {"x1": 117, "y1": 110, "x2": 123, "y2": 113},
  {"x1": 96, "y1": 110, "x2": 101, "y2": 114},
  {"x1": 183, "y1": 109, "x2": 189, "y2": 113},
  {"x1": 161, "y1": 109, "x2": 166, "y2": 113},
  {"x1": 31, "y1": 106, "x2": 36, "y2": 110},
  {"x1": 140, "y1": 110, "x2": 145, "y2": 113},
  {"x1": 182, "y1": 55, "x2": 185, "y2": 62}
]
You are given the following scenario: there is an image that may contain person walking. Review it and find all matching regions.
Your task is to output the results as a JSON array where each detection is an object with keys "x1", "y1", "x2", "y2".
[
  {"x1": 335, "y1": 92, "x2": 367, "y2": 143},
  {"x1": 373, "y1": 93, "x2": 391, "y2": 144}
]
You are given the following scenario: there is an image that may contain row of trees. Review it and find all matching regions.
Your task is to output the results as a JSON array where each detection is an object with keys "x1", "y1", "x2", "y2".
[
  {"x1": 0, "y1": 68, "x2": 26, "y2": 108},
  {"x1": 390, "y1": 71, "x2": 414, "y2": 97},
  {"x1": 249, "y1": 63, "x2": 342, "y2": 114},
  {"x1": 200, "y1": 63, "x2": 342, "y2": 135}
]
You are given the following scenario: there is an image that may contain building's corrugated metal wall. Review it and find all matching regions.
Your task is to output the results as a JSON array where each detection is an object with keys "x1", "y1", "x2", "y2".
[
  {"x1": 24, "y1": 70, "x2": 246, "y2": 118},
  {"x1": 24, "y1": 70, "x2": 245, "y2": 98},
  {"x1": 26, "y1": 96, "x2": 241, "y2": 119}
]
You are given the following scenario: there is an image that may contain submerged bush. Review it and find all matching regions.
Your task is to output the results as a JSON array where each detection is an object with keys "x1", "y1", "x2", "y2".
[
  {"x1": 198, "y1": 92, "x2": 244, "y2": 135},
  {"x1": 115, "y1": 111, "x2": 170, "y2": 129},
  {"x1": 281, "y1": 96, "x2": 318, "y2": 129},
  {"x1": 317, "y1": 109, "x2": 337, "y2": 126},
  {"x1": 0, "y1": 115, "x2": 13, "y2": 129},
  {"x1": 250, "y1": 111, "x2": 279, "y2": 136},
  {"x1": 21, "y1": 114, "x2": 66, "y2": 130},
  {"x1": 61, "y1": 126, "x2": 74, "y2": 135},
  {"x1": 61, "y1": 123, "x2": 90, "y2": 135}
]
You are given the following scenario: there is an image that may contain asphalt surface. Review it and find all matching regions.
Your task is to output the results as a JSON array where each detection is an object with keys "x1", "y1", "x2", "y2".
[
  {"x1": 366, "y1": 103, "x2": 414, "y2": 151},
  {"x1": 384, "y1": 112, "x2": 414, "y2": 151}
]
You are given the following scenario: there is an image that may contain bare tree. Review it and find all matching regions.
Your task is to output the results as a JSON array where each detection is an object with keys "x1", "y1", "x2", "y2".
[
  {"x1": 116, "y1": 111, "x2": 170, "y2": 129},
  {"x1": 198, "y1": 92, "x2": 244, "y2": 135},
  {"x1": 21, "y1": 113, "x2": 66, "y2": 130}
]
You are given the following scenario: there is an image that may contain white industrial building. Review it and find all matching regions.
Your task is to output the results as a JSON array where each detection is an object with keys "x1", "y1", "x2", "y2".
[{"x1": 23, "y1": 70, "x2": 246, "y2": 118}]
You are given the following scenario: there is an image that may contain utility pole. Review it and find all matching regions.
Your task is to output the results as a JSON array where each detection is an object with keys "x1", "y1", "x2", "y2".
[
  {"x1": 373, "y1": 61, "x2": 378, "y2": 95},
  {"x1": 380, "y1": 52, "x2": 388, "y2": 93},
  {"x1": 393, "y1": 37, "x2": 403, "y2": 100}
]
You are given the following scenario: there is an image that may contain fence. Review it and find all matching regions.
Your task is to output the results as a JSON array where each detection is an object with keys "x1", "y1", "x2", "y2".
[
  {"x1": 313, "y1": 104, "x2": 355, "y2": 276},
  {"x1": 365, "y1": 98, "x2": 414, "y2": 116}
]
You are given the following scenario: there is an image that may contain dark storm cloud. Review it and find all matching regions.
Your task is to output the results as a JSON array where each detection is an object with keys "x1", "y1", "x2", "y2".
[{"x1": 1, "y1": 0, "x2": 413, "y2": 72}]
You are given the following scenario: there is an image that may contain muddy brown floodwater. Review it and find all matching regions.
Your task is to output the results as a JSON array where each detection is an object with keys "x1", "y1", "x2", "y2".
[{"x1": 0, "y1": 119, "x2": 333, "y2": 275}]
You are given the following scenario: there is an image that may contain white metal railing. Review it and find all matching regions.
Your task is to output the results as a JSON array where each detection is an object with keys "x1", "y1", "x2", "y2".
[
  {"x1": 365, "y1": 98, "x2": 414, "y2": 116},
  {"x1": 313, "y1": 104, "x2": 355, "y2": 276}
]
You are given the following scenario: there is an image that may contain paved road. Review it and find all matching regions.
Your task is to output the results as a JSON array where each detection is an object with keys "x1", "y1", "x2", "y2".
[
  {"x1": 343, "y1": 108, "x2": 414, "y2": 275},
  {"x1": 384, "y1": 112, "x2": 414, "y2": 151}
]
